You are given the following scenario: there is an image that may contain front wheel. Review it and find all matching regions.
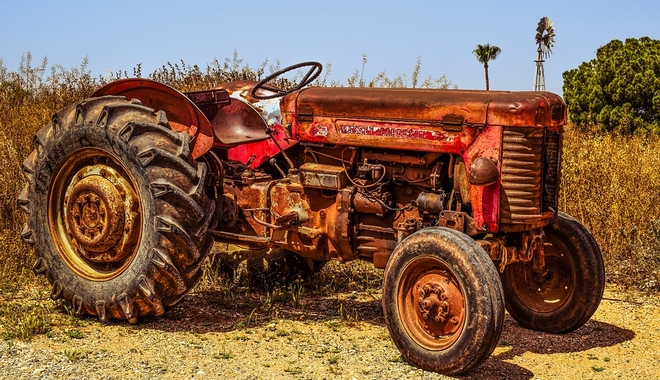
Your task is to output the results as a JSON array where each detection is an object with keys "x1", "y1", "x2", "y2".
[
  {"x1": 501, "y1": 212, "x2": 605, "y2": 333},
  {"x1": 382, "y1": 227, "x2": 504, "y2": 375}
]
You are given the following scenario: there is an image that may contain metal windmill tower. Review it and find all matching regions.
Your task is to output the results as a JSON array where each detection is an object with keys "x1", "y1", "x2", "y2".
[{"x1": 534, "y1": 17, "x2": 555, "y2": 91}]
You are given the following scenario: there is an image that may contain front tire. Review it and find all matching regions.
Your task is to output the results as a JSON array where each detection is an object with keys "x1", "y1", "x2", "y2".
[
  {"x1": 501, "y1": 212, "x2": 605, "y2": 333},
  {"x1": 18, "y1": 96, "x2": 214, "y2": 323},
  {"x1": 382, "y1": 227, "x2": 504, "y2": 375}
]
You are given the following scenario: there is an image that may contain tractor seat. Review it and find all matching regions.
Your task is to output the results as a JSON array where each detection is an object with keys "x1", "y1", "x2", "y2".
[{"x1": 212, "y1": 98, "x2": 270, "y2": 146}]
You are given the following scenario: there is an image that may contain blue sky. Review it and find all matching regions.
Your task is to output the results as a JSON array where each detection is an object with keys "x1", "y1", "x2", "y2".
[{"x1": 1, "y1": 0, "x2": 658, "y2": 95}]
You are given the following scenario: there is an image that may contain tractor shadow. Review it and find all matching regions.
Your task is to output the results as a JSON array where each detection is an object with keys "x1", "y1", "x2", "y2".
[
  {"x1": 137, "y1": 286, "x2": 386, "y2": 333},
  {"x1": 132, "y1": 287, "x2": 634, "y2": 380},
  {"x1": 457, "y1": 316, "x2": 635, "y2": 380}
]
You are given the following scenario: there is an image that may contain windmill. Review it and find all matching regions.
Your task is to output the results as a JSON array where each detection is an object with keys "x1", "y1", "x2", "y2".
[{"x1": 534, "y1": 17, "x2": 555, "y2": 91}]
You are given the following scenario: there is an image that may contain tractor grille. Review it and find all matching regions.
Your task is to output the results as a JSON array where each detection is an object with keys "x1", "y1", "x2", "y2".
[
  {"x1": 500, "y1": 128, "x2": 545, "y2": 223},
  {"x1": 543, "y1": 131, "x2": 561, "y2": 212}
]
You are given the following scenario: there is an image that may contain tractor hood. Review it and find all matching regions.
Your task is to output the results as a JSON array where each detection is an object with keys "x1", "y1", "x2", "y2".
[{"x1": 282, "y1": 87, "x2": 566, "y2": 153}]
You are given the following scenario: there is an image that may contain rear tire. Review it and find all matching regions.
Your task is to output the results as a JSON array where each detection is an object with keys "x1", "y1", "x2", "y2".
[
  {"x1": 18, "y1": 96, "x2": 214, "y2": 323},
  {"x1": 501, "y1": 212, "x2": 605, "y2": 333},
  {"x1": 382, "y1": 227, "x2": 504, "y2": 375}
]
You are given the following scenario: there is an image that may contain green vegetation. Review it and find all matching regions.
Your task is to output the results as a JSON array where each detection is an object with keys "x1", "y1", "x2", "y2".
[
  {"x1": 563, "y1": 37, "x2": 660, "y2": 134},
  {"x1": 0, "y1": 301, "x2": 52, "y2": 340}
]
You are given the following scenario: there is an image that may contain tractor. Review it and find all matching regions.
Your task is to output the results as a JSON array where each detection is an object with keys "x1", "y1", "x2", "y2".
[{"x1": 18, "y1": 62, "x2": 604, "y2": 375}]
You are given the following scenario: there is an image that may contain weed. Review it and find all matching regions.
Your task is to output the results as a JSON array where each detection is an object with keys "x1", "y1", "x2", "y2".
[
  {"x1": 592, "y1": 366, "x2": 606, "y2": 372},
  {"x1": 325, "y1": 320, "x2": 342, "y2": 331},
  {"x1": 284, "y1": 366, "x2": 302, "y2": 374},
  {"x1": 233, "y1": 321, "x2": 245, "y2": 330},
  {"x1": 245, "y1": 307, "x2": 258, "y2": 328},
  {"x1": 328, "y1": 365, "x2": 343, "y2": 375},
  {"x1": 0, "y1": 301, "x2": 52, "y2": 341},
  {"x1": 388, "y1": 356, "x2": 404, "y2": 363},
  {"x1": 312, "y1": 261, "x2": 384, "y2": 295},
  {"x1": 288, "y1": 278, "x2": 304, "y2": 308},
  {"x1": 328, "y1": 355, "x2": 340, "y2": 365},
  {"x1": 65, "y1": 329, "x2": 84, "y2": 339},
  {"x1": 62, "y1": 349, "x2": 87, "y2": 362},
  {"x1": 338, "y1": 302, "x2": 359, "y2": 323},
  {"x1": 214, "y1": 343, "x2": 233, "y2": 359}
]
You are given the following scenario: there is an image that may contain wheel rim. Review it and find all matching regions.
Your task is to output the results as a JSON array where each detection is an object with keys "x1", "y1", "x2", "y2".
[
  {"x1": 49, "y1": 148, "x2": 141, "y2": 281},
  {"x1": 397, "y1": 256, "x2": 466, "y2": 350},
  {"x1": 507, "y1": 237, "x2": 573, "y2": 313}
]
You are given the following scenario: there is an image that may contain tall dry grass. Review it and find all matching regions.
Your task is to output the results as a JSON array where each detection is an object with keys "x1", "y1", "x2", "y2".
[
  {"x1": 0, "y1": 54, "x2": 101, "y2": 292},
  {"x1": 561, "y1": 127, "x2": 660, "y2": 289},
  {"x1": 0, "y1": 53, "x2": 658, "y2": 295}
]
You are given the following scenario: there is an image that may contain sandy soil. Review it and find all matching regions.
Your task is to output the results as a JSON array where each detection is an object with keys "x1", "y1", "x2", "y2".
[{"x1": 1, "y1": 285, "x2": 659, "y2": 380}]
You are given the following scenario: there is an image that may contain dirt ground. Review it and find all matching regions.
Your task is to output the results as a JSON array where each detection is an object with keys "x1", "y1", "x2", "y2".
[{"x1": 1, "y1": 284, "x2": 659, "y2": 380}]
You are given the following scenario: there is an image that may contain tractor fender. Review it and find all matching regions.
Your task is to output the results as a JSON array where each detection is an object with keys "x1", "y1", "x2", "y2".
[{"x1": 92, "y1": 78, "x2": 214, "y2": 159}]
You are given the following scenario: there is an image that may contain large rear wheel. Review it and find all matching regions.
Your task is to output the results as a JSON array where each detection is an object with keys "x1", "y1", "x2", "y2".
[
  {"x1": 18, "y1": 96, "x2": 214, "y2": 323},
  {"x1": 382, "y1": 227, "x2": 504, "y2": 375},
  {"x1": 501, "y1": 212, "x2": 605, "y2": 333}
]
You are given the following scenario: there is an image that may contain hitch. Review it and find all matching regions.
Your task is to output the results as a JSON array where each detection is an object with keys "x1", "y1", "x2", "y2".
[{"x1": 478, "y1": 229, "x2": 546, "y2": 273}]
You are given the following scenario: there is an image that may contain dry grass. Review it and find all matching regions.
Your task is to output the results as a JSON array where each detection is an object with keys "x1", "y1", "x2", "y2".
[
  {"x1": 0, "y1": 53, "x2": 658, "y2": 303},
  {"x1": 560, "y1": 127, "x2": 660, "y2": 290}
]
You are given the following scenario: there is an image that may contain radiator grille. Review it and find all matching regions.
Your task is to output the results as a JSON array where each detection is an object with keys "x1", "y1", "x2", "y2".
[
  {"x1": 543, "y1": 131, "x2": 561, "y2": 212},
  {"x1": 500, "y1": 128, "x2": 545, "y2": 223}
]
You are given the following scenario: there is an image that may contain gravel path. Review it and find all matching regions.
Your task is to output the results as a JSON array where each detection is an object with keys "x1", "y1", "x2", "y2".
[{"x1": 1, "y1": 286, "x2": 659, "y2": 380}]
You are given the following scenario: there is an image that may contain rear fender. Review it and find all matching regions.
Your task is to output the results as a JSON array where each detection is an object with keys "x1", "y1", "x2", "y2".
[{"x1": 92, "y1": 78, "x2": 214, "y2": 159}]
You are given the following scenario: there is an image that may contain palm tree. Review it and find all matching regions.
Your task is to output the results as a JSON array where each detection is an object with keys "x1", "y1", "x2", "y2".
[{"x1": 473, "y1": 44, "x2": 501, "y2": 90}]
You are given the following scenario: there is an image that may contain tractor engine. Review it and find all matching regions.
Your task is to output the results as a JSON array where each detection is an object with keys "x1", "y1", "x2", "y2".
[
  {"x1": 206, "y1": 84, "x2": 565, "y2": 271},
  {"x1": 213, "y1": 145, "x2": 460, "y2": 268}
]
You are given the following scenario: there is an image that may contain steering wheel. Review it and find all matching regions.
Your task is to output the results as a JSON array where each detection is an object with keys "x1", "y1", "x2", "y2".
[{"x1": 250, "y1": 61, "x2": 322, "y2": 99}]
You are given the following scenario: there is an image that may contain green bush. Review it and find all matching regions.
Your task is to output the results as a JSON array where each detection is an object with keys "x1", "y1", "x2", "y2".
[{"x1": 563, "y1": 37, "x2": 660, "y2": 134}]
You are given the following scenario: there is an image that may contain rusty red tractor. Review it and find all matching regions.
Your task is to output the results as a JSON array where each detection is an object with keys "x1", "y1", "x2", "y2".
[{"x1": 18, "y1": 62, "x2": 605, "y2": 375}]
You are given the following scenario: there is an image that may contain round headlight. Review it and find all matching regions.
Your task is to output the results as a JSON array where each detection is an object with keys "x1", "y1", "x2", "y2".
[{"x1": 468, "y1": 157, "x2": 499, "y2": 186}]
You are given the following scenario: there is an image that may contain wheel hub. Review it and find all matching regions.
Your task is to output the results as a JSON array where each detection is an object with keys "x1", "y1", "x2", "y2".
[
  {"x1": 413, "y1": 274, "x2": 464, "y2": 338},
  {"x1": 418, "y1": 282, "x2": 450, "y2": 322},
  {"x1": 64, "y1": 165, "x2": 139, "y2": 263}
]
